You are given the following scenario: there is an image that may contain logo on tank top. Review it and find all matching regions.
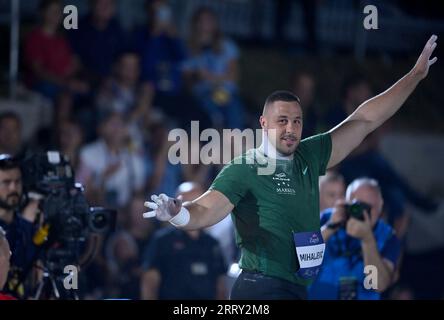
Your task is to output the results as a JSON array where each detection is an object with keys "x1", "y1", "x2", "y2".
[{"x1": 272, "y1": 172, "x2": 296, "y2": 195}]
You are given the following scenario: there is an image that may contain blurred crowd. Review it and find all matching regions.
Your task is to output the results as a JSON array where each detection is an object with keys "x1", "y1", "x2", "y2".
[{"x1": 0, "y1": 0, "x2": 442, "y2": 300}]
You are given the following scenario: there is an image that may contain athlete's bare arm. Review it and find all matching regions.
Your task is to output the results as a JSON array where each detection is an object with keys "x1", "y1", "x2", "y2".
[
  {"x1": 143, "y1": 190, "x2": 234, "y2": 230},
  {"x1": 327, "y1": 35, "x2": 438, "y2": 169}
]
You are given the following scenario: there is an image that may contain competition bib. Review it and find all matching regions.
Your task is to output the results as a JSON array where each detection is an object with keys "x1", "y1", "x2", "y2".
[{"x1": 293, "y1": 231, "x2": 325, "y2": 279}]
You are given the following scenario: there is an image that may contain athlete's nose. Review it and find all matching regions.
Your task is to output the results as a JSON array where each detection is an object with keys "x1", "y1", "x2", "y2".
[{"x1": 285, "y1": 121, "x2": 297, "y2": 134}]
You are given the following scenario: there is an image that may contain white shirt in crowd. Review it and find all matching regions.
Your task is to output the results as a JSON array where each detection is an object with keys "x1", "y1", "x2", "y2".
[{"x1": 77, "y1": 139, "x2": 146, "y2": 208}]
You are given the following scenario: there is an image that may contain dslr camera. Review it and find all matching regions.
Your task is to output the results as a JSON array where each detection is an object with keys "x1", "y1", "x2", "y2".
[{"x1": 344, "y1": 200, "x2": 372, "y2": 221}]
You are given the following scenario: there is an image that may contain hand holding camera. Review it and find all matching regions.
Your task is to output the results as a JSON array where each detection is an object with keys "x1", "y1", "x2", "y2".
[
  {"x1": 329, "y1": 199, "x2": 347, "y2": 227},
  {"x1": 326, "y1": 200, "x2": 373, "y2": 239},
  {"x1": 345, "y1": 207, "x2": 373, "y2": 241}
]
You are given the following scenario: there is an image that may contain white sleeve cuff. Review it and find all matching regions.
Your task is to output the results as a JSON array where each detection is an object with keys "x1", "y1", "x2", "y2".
[{"x1": 169, "y1": 206, "x2": 190, "y2": 227}]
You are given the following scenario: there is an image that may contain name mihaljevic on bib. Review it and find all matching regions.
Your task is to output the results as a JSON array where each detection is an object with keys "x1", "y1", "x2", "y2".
[{"x1": 293, "y1": 231, "x2": 325, "y2": 279}]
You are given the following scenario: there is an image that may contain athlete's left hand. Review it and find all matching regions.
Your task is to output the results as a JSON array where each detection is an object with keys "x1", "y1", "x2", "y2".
[{"x1": 413, "y1": 34, "x2": 438, "y2": 79}]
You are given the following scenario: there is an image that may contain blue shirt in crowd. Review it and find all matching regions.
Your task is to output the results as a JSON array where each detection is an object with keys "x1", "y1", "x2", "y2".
[
  {"x1": 133, "y1": 30, "x2": 186, "y2": 95},
  {"x1": 182, "y1": 38, "x2": 239, "y2": 95}
]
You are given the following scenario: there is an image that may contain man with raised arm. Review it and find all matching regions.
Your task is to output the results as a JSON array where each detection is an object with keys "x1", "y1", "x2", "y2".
[{"x1": 143, "y1": 36, "x2": 438, "y2": 299}]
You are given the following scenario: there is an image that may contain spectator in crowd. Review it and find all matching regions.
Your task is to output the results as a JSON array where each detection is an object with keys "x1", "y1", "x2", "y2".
[
  {"x1": 309, "y1": 178, "x2": 401, "y2": 299},
  {"x1": 0, "y1": 155, "x2": 39, "y2": 299},
  {"x1": 77, "y1": 111, "x2": 146, "y2": 210},
  {"x1": 273, "y1": 0, "x2": 319, "y2": 53},
  {"x1": 68, "y1": 0, "x2": 127, "y2": 84},
  {"x1": 140, "y1": 181, "x2": 228, "y2": 300},
  {"x1": 134, "y1": 0, "x2": 185, "y2": 96},
  {"x1": 292, "y1": 71, "x2": 326, "y2": 138},
  {"x1": 183, "y1": 6, "x2": 245, "y2": 129},
  {"x1": 57, "y1": 120, "x2": 84, "y2": 172},
  {"x1": 178, "y1": 133, "x2": 226, "y2": 191},
  {"x1": 319, "y1": 171, "x2": 345, "y2": 213},
  {"x1": 182, "y1": 162, "x2": 213, "y2": 190},
  {"x1": 132, "y1": 0, "x2": 209, "y2": 131},
  {"x1": 96, "y1": 51, "x2": 153, "y2": 122},
  {"x1": 78, "y1": 234, "x2": 108, "y2": 300},
  {"x1": 325, "y1": 74, "x2": 373, "y2": 129},
  {"x1": 127, "y1": 195, "x2": 159, "y2": 253},
  {"x1": 53, "y1": 91, "x2": 97, "y2": 144},
  {"x1": 0, "y1": 113, "x2": 23, "y2": 158},
  {"x1": 104, "y1": 230, "x2": 141, "y2": 299},
  {"x1": 24, "y1": 0, "x2": 89, "y2": 100},
  {"x1": 54, "y1": 91, "x2": 74, "y2": 124},
  {"x1": 96, "y1": 51, "x2": 153, "y2": 151},
  {"x1": 145, "y1": 115, "x2": 181, "y2": 197},
  {"x1": 0, "y1": 227, "x2": 9, "y2": 290},
  {"x1": 173, "y1": 181, "x2": 237, "y2": 266},
  {"x1": 0, "y1": 227, "x2": 15, "y2": 300}
]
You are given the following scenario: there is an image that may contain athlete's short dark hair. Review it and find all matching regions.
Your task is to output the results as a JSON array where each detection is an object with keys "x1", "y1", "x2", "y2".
[{"x1": 263, "y1": 90, "x2": 301, "y2": 115}]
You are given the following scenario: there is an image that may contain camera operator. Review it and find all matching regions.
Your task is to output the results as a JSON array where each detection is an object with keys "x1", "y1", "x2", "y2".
[
  {"x1": 309, "y1": 178, "x2": 401, "y2": 299},
  {"x1": 0, "y1": 155, "x2": 39, "y2": 298}
]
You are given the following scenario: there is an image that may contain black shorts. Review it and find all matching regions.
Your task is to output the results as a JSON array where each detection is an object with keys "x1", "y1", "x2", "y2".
[{"x1": 230, "y1": 270, "x2": 307, "y2": 300}]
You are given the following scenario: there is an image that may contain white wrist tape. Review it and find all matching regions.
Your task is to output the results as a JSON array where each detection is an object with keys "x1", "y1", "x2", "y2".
[{"x1": 169, "y1": 206, "x2": 190, "y2": 227}]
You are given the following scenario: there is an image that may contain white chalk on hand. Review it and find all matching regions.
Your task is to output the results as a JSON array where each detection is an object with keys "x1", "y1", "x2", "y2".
[
  {"x1": 143, "y1": 211, "x2": 156, "y2": 218},
  {"x1": 144, "y1": 201, "x2": 158, "y2": 210}
]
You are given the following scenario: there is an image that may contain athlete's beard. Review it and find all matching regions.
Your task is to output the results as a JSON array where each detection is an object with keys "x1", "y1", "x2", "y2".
[
  {"x1": 259, "y1": 131, "x2": 294, "y2": 160},
  {"x1": 0, "y1": 193, "x2": 20, "y2": 211}
]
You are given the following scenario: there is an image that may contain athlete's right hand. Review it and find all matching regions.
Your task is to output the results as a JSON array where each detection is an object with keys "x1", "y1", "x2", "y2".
[{"x1": 143, "y1": 193, "x2": 183, "y2": 221}]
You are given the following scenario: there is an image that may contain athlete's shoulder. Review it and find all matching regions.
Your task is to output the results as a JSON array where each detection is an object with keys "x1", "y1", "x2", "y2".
[
  {"x1": 299, "y1": 132, "x2": 331, "y2": 148},
  {"x1": 223, "y1": 148, "x2": 266, "y2": 168},
  {"x1": 296, "y1": 132, "x2": 332, "y2": 166},
  {"x1": 212, "y1": 149, "x2": 263, "y2": 187}
]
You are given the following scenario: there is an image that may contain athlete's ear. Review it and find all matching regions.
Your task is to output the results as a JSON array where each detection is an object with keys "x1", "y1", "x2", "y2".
[{"x1": 259, "y1": 115, "x2": 267, "y2": 129}]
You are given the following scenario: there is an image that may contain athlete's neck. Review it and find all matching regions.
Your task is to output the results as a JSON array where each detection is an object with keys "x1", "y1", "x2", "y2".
[{"x1": 259, "y1": 133, "x2": 293, "y2": 160}]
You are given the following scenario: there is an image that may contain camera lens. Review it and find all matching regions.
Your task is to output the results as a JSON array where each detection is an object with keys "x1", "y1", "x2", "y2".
[
  {"x1": 350, "y1": 205, "x2": 359, "y2": 214},
  {"x1": 91, "y1": 212, "x2": 107, "y2": 230},
  {"x1": 88, "y1": 207, "x2": 117, "y2": 233}
]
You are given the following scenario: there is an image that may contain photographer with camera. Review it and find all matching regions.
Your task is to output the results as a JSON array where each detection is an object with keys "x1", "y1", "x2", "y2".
[
  {"x1": 309, "y1": 178, "x2": 401, "y2": 299},
  {"x1": 0, "y1": 155, "x2": 40, "y2": 298}
]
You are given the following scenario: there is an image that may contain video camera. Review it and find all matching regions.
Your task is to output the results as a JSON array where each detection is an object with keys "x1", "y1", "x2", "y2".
[
  {"x1": 21, "y1": 151, "x2": 116, "y2": 241},
  {"x1": 19, "y1": 151, "x2": 116, "y2": 298}
]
